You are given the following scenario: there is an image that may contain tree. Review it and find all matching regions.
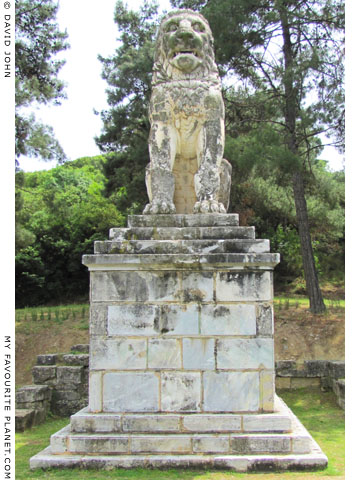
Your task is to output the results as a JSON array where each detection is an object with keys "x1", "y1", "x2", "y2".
[
  {"x1": 15, "y1": 156, "x2": 126, "y2": 307},
  {"x1": 15, "y1": 0, "x2": 69, "y2": 166},
  {"x1": 95, "y1": 1, "x2": 161, "y2": 211},
  {"x1": 171, "y1": 0, "x2": 344, "y2": 313}
]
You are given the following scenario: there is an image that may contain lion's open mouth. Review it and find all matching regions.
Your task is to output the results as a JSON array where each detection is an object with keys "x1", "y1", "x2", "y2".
[{"x1": 173, "y1": 50, "x2": 198, "y2": 58}]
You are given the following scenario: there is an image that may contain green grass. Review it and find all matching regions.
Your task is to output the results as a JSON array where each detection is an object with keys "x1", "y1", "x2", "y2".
[
  {"x1": 16, "y1": 389, "x2": 344, "y2": 479},
  {"x1": 16, "y1": 304, "x2": 89, "y2": 334},
  {"x1": 274, "y1": 296, "x2": 344, "y2": 309},
  {"x1": 16, "y1": 303, "x2": 89, "y2": 323}
]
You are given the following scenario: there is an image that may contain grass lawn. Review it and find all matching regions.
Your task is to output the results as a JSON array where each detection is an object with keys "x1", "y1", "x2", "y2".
[{"x1": 16, "y1": 388, "x2": 344, "y2": 480}]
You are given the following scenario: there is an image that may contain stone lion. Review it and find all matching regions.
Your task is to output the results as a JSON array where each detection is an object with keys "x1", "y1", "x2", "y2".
[{"x1": 143, "y1": 9, "x2": 231, "y2": 215}]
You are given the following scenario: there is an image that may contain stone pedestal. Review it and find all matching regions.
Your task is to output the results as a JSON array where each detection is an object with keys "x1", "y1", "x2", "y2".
[{"x1": 30, "y1": 214, "x2": 327, "y2": 471}]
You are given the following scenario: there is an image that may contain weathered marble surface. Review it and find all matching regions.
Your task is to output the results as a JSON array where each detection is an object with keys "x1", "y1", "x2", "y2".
[
  {"x1": 143, "y1": 11, "x2": 231, "y2": 214},
  {"x1": 103, "y1": 373, "x2": 159, "y2": 412},
  {"x1": 203, "y1": 372, "x2": 260, "y2": 412},
  {"x1": 31, "y1": 396, "x2": 328, "y2": 471},
  {"x1": 84, "y1": 214, "x2": 279, "y2": 415}
]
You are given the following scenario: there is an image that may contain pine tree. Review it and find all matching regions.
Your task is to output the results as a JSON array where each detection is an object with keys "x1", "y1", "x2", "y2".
[{"x1": 15, "y1": 0, "x2": 69, "y2": 165}]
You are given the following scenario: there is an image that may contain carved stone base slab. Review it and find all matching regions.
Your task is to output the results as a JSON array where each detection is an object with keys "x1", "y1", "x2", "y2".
[{"x1": 30, "y1": 396, "x2": 327, "y2": 471}]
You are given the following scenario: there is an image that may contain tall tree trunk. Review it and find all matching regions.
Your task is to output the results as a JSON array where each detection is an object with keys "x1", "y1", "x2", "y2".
[
  {"x1": 280, "y1": 4, "x2": 326, "y2": 314},
  {"x1": 292, "y1": 171, "x2": 326, "y2": 313}
]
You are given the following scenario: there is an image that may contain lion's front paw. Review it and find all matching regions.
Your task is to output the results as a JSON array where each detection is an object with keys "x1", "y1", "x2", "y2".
[
  {"x1": 143, "y1": 201, "x2": 176, "y2": 215},
  {"x1": 193, "y1": 200, "x2": 226, "y2": 214}
]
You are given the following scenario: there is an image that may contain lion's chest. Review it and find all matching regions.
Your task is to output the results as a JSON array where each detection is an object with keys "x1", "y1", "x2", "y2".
[
  {"x1": 151, "y1": 85, "x2": 210, "y2": 152},
  {"x1": 151, "y1": 84, "x2": 208, "y2": 122}
]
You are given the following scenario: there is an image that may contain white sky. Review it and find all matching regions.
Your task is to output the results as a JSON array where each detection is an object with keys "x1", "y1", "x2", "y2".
[
  {"x1": 18, "y1": 0, "x2": 172, "y2": 172},
  {"x1": 18, "y1": 0, "x2": 344, "y2": 172}
]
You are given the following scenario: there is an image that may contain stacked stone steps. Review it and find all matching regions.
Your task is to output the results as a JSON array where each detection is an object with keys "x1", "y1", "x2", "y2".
[
  {"x1": 49, "y1": 397, "x2": 311, "y2": 456},
  {"x1": 31, "y1": 349, "x2": 89, "y2": 417},
  {"x1": 102, "y1": 215, "x2": 265, "y2": 256},
  {"x1": 87, "y1": 214, "x2": 278, "y2": 270},
  {"x1": 31, "y1": 397, "x2": 327, "y2": 470}
]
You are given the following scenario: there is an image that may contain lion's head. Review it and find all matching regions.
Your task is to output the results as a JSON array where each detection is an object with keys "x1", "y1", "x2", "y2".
[{"x1": 152, "y1": 10, "x2": 220, "y2": 84}]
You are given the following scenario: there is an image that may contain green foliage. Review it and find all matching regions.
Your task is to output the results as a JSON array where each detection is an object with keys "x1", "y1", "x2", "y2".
[
  {"x1": 224, "y1": 153, "x2": 344, "y2": 282},
  {"x1": 102, "y1": 150, "x2": 148, "y2": 216},
  {"x1": 15, "y1": 156, "x2": 125, "y2": 307},
  {"x1": 15, "y1": 171, "x2": 36, "y2": 251},
  {"x1": 15, "y1": 0, "x2": 69, "y2": 164}
]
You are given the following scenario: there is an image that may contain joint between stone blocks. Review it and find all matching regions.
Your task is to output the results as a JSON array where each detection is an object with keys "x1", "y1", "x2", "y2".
[
  {"x1": 214, "y1": 339, "x2": 218, "y2": 370},
  {"x1": 213, "y1": 271, "x2": 216, "y2": 302},
  {"x1": 157, "y1": 371, "x2": 161, "y2": 412},
  {"x1": 200, "y1": 372, "x2": 204, "y2": 411},
  {"x1": 180, "y1": 339, "x2": 184, "y2": 369}
]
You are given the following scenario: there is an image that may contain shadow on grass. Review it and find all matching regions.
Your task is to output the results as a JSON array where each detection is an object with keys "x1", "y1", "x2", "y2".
[{"x1": 15, "y1": 389, "x2": 344, "y2": 480}]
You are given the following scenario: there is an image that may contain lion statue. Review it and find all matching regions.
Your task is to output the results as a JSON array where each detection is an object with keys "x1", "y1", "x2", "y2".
[{"x1": 143, "y1": 9, "x2": 231, "y2": 215}]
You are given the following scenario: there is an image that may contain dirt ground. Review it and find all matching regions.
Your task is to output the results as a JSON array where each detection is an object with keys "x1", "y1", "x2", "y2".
[
  {"x1": 274, "y1": 305, "x2": 344, "y2": 362},
  {"x1": 16, "y1": 320, "x2": 89, "y2": 387}
]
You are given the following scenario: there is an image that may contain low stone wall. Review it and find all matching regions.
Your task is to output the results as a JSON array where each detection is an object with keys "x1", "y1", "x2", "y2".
[
  {"x1": 275, "y1": 360, "x2": 345, "y2": 409},
  {"x1": 15, "y1": 385, "x2": 52, "y2": 432},
  {"x1": 32, "y1": 344, "x2": 89, "y2": 416},
  {"x1": 15, "y1": 344, "x2": 89, "y2": 431}
]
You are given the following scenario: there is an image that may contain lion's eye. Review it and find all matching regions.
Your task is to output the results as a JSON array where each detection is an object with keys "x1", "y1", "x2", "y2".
[
  {"x1": 192, "y1": 22, "x2": 205, "y2": 32},
  {"x1": 166, "y1": 23, "x2": 178, "y2": 32}
]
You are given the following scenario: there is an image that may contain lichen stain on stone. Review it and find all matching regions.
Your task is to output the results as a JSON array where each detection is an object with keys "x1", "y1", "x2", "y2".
[
  {"x1": 214, "y1": 305, "x2": 230, "y2": 317},
  {"x1": 153, "y1": 314, "x2": 160, "y2": 332},
  {"x1": 109, "y1": 247, "x2": 122, "y2": 254},
  {"x1": 151, "y1": 272, "x2": 178, "y2": 300},
  {"x1": 154, "y1": 309, "x2": 173, "y2": 335},
  {"x1": 152, "y1": 228, "x2": 160, "y2": 240},
  {"x1": 183, "y1": 288, "x2": 206, "y2": 303},
  {"x1": 182, "y1": 400, "x2": 198, "y2": 411},
  {"x1": 182, "y1": 376, "x2": 194, "y2": 388},
  {"x1": 110, "y1": 272, "x2": 149, "y2": 302}
]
